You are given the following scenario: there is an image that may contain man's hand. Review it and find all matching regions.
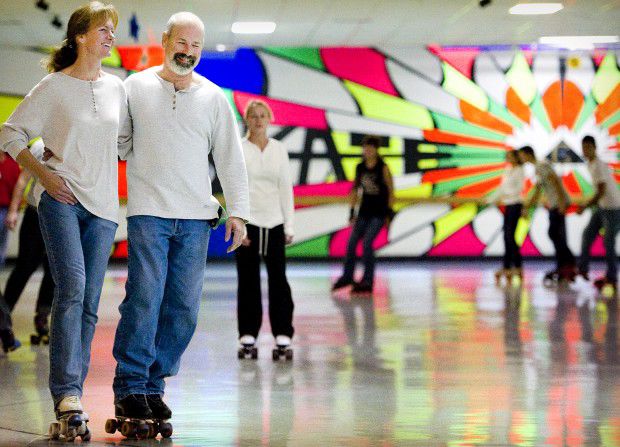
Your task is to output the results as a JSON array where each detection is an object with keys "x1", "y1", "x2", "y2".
[
  {"x1": 4, "y1": 211, "x2": 19, "y2": 230},
  {"x1": 43, "y1": 148, "x2": 55, "y2": 162},
  {"x1": 41, "y1": 171, "x2": 77, "y2": 205},
  {"x1": 285, "y1": 235, "x2": 294, "y2": 245},
  {"x1": 225, "y1": 217, "x2": 246, "y2": 253},
  {"x1": 241, "y1": 237, "x2": 251, "y2": 247}
]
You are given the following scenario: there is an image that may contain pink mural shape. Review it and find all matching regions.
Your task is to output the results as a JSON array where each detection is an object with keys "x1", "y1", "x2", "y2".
[
  {"x1": 294, "y1": 181, "x2": 353, "y2": 197},
  {"x1": 427, "y1": 45, "x2": 480, "y2": 78},
  {"x1": 589, "y1": 236, "x2": 606, "y2": 257},
  {"x1": 233, "y1": 91, "x2": 328, "y2": 130},
  {"x1": 428, "y1": 225, "x2": 485, "y2": 256},
  {"x1": 520, "y1": 235, "x2": 541, "y2": 257},
  {"x1": 320, "y1": 48, "x2": 399, "y2": 96},
  {"x1": 329, "y1": 226, "x2": 389, "y2": 257}
]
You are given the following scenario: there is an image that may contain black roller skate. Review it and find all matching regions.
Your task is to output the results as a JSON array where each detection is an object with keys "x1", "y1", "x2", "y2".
[
  {"x1": 594, "y1": 276, "x2": 617, "y2": 300},
  {"x1": 0, "y1": 329, "x2": 21, "y2": 353},
  {"x1": 105, "y1": 394, "x2": 155, "y2": 439},
  {"x1": 145, "y1": 394, "x2": 173, "y2": 438},
  {"x1": 48, "y1": 396, "x2": 91, "y2": 442},
  {"x1": 30, "y1": 313, "x2": 50, "y2": 345},
  {"x1": 272, "y1": 335, "x2": 293, "y2": 361},
  {"x1": 238, "y1": 335, "x2": 258, "y2": 359}
]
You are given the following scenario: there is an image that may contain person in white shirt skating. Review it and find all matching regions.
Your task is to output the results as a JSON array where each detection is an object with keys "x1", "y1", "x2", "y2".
[{"x1": 236, "y1": 100, "x2": 295, "y2": 361}]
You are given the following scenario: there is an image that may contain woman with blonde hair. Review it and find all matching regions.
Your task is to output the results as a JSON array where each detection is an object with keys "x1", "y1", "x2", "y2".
[
  {"x1": 0, "y1": 1, "x2": 125, "y2": 440},
  {"x1": 236, "y1": 100, "x2": 296, "y2": 360}
]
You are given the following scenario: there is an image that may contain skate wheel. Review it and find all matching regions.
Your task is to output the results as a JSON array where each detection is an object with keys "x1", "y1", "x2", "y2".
[
  {"x1": 285, "y1": 350, "x2": 293, "y2": 361},
  {"x1": 42, "y1": 335, "x2": 50, "y2": 345},
  {"x1": 49, "y1": 422, "x2": 61, "y2": 440},
  {"x1": 272, "y1": 349, "x2": 280, "y2": 361},
  {"x1": 30, "y1": 335, "x2": 40, "y2": 345},
  {"x1": 67, "y1": 413, "x2": 83, "y2": 427},
  {"x1": 121, "y1": 420, "x2": 136, "y2": 438},
  {"x1": 160, "y1": 422, "x2": 173, "y2": 438},
  {"x1": 65, "y1": 427, "x2": 77, "y2": 442},
  {"x1": 251, "y1": 347, "x2": 258, "y2": 360},
  {"x1": 136, "y1": 422, "x2": 150, "y2": 439},
  {"x1": 81, "y1": 427, "x2": 91, "y2": 442},
  {"x1": 105, "y1": 418, "x2": 118, "y2": 434},
  {"x1": 147, "y1": 422, "x2": 159, "y2": 439}
]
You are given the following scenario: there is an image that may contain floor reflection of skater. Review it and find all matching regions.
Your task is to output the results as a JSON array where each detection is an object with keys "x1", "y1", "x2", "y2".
[
  {"x1": 236, "y1": 100, "x2": 295, "y2": 355},
  {"x1": 111, "y1": 11, "x2": 249, "y2": 429},
  {"x1": 487, "y1": 150, "x2": 525, "y2": 284},
  {"x1": 0, "y1": 2, "x2": 123, "y2": 436},
  {"x1": 333, "y1": 294, "x2": 378, "y2": 365},
  {"x1": 577, "y1": 135, "x2": 620, "y2": 287},
  {"x1": 503, "y1": 285, "x2": 523, "y2": 356},
  {"x1": 332, "y1": 136, "x2": 395, "y2": 293},
  {"x1": 0, "y1": 140, "x2": 54, "y2": 351},
  {"x1": 519, "y1": 146, "x2": 576, "y2": 281}
]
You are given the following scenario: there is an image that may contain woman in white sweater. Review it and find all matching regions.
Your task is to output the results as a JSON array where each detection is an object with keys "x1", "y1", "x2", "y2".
[
  {"x1": 0, "y1": 2, "x2": 124, "y2": 438},
  {"x1": 236, "y1": 100, "x2": 295, "y2": 359},
  {"x1": 488, "y1": 150, "x2": 525, "y2": 283}
]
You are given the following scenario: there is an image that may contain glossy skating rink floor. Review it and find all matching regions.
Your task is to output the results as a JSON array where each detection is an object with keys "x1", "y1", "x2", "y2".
[{"x1": 0, "y1": 261, "x2": 618, "y2": 447}]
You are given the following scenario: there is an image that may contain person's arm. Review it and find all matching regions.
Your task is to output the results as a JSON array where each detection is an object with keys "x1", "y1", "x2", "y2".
[
  {"x1": 349, "y1": 166, "x2": 361, "y2": 223},
  {"x1": 278, "y1": 145, "x2": 295, "y2": 244},
  {"x1": 383, "y1": 164, "x2": 396, "y2": 223},
  {"x1": 4, "y1": 169, "x2": 32, "y2": 230},
  {"x1": 522, "y1": 183, "x2": 542, "y2": 216},
  {"x1": 15, "y1": 149, "x2": 76, "y2": 204},
  {"x1": 117, "y1": 82, "x2": 133, "y2": 160},
  {"x1": 210, "y1": 93, "x2": 250, "y2": 252}
]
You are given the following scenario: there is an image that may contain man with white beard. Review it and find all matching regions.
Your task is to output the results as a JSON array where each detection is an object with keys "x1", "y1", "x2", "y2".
[{"x1": 109, "y1": 11, "x2": 249, "y2": 433}]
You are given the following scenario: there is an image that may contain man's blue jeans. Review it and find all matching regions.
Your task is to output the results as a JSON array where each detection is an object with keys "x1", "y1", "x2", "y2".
[
  {"x1": 341, "y1": 216, "x2": 385, "y2": 285},
  {"x1": 113, "y1": 216, "x2": 211, "y2": 400},
  {"x1": 37, "y1": 192, "x2": 118, "y2": 403},
  {"x1": 579, "y1": 207, "x2": 620, "y2": 282}
]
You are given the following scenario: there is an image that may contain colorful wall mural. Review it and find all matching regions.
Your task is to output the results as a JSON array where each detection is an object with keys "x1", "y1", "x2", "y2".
[{"x1": 0, "y1": 45, "x2": 619, "y2": 258}]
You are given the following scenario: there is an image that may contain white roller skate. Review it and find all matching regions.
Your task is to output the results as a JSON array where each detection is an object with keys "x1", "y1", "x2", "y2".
[
  {"x1": 238, "y1": 335, "x2": 258, "y2": 359},
  {"x1": 272, "y1": 335, "x2": 293, "y2": 361},
  {"x1": 48, "y1": 395, "x2": 91, "y2": 442}
]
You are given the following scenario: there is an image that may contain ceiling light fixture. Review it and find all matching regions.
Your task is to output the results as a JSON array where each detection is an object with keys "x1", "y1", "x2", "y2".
[
  {"x1": 231, "y1": 21, "x2": 276, "y2": 34},
  {"x1": 539, "y1": 35, "x2": 619, "y2": 49},
  {"x1": 215, "y1": 44, "x2": 227, "y2": 52},
  {"x1": 509, "y1": 3, "x2": 563, "y2": 15}
]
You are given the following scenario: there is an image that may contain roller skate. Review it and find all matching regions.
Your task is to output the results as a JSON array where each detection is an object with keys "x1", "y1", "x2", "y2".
[
  {"x1": 351, "y1": 280, "x2": 373, "y2": 294},
  {"x1": 105, "y1": 394, "x2": 155, "y2": 439},
  {"x1": 494, "y1": 268, "x2": 509, "y2": 286},
  {"x1": 594, "y1": 276, "x2": 617, "y2": 300},
  {"x1": 0, "y1": 329, "x2": 21, "y2": 353},
  {"x1": 237, "y1": 335, "x2": 258, "y2": 359},
  {"x1": 332, "y1": 276, "x2": 353, "y2": 291},
  {"x1": 30, "y1": 313, "x2": 50, "y2": 345},
  {"x1": 272, "y1": 335, "x2": 293, "y2": 361},
  {"x1": 543, "y1": 269, "x2": 559, "y2": 287},
  {"x1": 509, "y1": 268, "x2": 523, "y2": 287},
  {"x1": 145, "y1": 394, "x2": 173, "y2": 438},
  {"x1": 48, "y1": 395, "x2": 91, "y2": 442}
]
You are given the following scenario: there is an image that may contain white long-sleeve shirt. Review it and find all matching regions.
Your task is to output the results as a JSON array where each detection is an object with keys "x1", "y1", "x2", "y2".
[
  {"x1": 0, "y1": 71, "x2": 126, "y2": 223},
  {"x1": 588, "y1": 157, "x2": 620, "y2": 209},
  {"x1": 490, "y1": 165, "x2": 524, "y2": 205},
  {"x1": 242, "y1": 138, "x2": 295, "y2": 236},
  {"x1": 118, "y1": 67, "x2": 250, "y2": 221}
]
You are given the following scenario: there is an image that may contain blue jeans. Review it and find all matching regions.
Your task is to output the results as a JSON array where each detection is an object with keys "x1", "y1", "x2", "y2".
[
  {"x1": 37, "y1": 192, "x2": 117, "y2": 403},
  {"x1": 113, "y1": 216, "x2": 211, "y2": 400},
  {"x1": 341, "y1": 216, "x2": 385, "y2": 284},
  {"x1": 0, "y1": 207, "x2": 8, "y2": 266},
  {"x1": 579, "y1": 207, "x2": 620, "y2": 281}
]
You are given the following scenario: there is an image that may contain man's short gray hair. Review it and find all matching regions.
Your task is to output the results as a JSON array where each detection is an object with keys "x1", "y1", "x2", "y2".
[{"x1": 165, "y1": 11, "x2": 205, "y2": 37}]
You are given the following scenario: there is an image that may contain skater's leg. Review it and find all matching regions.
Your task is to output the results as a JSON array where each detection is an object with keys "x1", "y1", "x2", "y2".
[
  {"x1": 601, "y1": 209, "x2": 620, "y2": 282},
  {"x1": 113, "y1": 216, "x2": 171, "y2": 400},
  {"x1": 578, "y1": 208, "x2": 602, "y2": 276},
  {"x1": 36, "y1": 257, "x2": 54, "y2": 317},
  {"x1": 360, "y1": 217, "x2": 384, "y2": 285},
  {"x1": 340, "y1": 218, "x2": 368, "y2": 282},
  {"x1": 0, "y1": 207, "x2": 9, "y2": 267},
  {"x1": 38, "y1": 192, "x2": 88, "y2": 402},
  {"x1": 265, "y1": 225, "x2": 294, "y2": 338},
  {"x1": 0, "y1": 292, "x2": 12, "y2": 332},
  {"x1": 548, "y1": 209, "x2": 575, "y2": 269},
  {"x1": 504, "y1": 204, "x2": 522, "y2": 269},
  {"x1": 236, "y1": 224, "x2": 262, "y2": 338},
  {"x1": 145, "y1": 219, "x2": 210, "y2": 396},
  {"x1": 78, "y1": 211, "x2": 117, "y2": 387}
]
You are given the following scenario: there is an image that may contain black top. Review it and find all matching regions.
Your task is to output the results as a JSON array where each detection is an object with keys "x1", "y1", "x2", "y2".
[{"x1": 354, "y1": 159, "x2": 389, "y2": 218}]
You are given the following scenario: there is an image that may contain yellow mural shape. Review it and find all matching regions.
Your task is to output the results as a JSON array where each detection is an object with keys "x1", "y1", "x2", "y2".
[
  {"x1": 344, "y1": 81, "x2": 434, "y2": 130},
  {"x1": 506, "y1": 52, "x2": 537, "y2": 106},
  {"x1": 0, "y1": 96, "x2": 22, "y2": 125},
  {"x1": 592, "y1": 53, "x2": 620, "y2": 104},
  {"x1": 433, "y1": 203, "x2": 478, "y2": 245},
  {"x1": 441, "y1": 63, "x2": 489, "y2": 111}
]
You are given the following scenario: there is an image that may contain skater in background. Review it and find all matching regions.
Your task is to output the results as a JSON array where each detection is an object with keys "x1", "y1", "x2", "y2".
[
  {"x1": 0, "y1": 149, "x2": 21, "y2": 352},
  {"x1": 486, "y1": 149, "x2": 525, "y2": 284},
  {"x1": 111, "y1": 11, "x2": 249, "y2": 431},
  {"x1": 332, "y1": 135, "x2": 394, "y2": 293},
  {"x1": 0, "y1": 2, "x2": 123, "y2": 439},
  {"x1": 577, "y1": 135, "x2": 620, "y2": 286},
  {"x1": 0, "y1": 140, "x2": 54, "y2": 351},
  {"x1": 519, "y1": 146, "x2": 576, "y2": 281},
  {"x1": 236, "y1": 100, "x2": 295, "y2": 357}
]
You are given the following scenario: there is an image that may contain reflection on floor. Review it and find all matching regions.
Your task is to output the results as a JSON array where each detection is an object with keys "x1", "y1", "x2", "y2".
[{"x1": 0, "y1": 261, "x2": 618, "y2": 446}]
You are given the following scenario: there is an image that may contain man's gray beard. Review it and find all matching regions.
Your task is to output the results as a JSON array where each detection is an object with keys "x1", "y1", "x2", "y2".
[{"x1": 169, "y1": 61, "x2": 195, "y2": 76}]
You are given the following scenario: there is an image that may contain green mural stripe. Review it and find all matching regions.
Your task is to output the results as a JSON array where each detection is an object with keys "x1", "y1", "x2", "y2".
[
  {"x1": 601, "y1": 110, "x2": 620, "y2": 129},
  {"x1": 488, "y1": 98, "x2": 523, "y2": 129},
  {"x1": 344, "y1": 81, "x2": 435, "y2": 129},
  {"x1": 433, "y1": 203, "x2": 478, "y2": 245},
  {"x1": 436, "y1": 157, "x2": 506, "y2": 169},
  {"x1": 431, "y1": 112, "x2": 506, "y2": 142},
  {"x1": 433, "y1": 171, "x2": 503, "y2": 196},
  {"x1": 286, "y1": 234, "x2": 330, "y2": 257},
  {"x1": 592, "y1": 53, "x2": 620, "y2": 104},
  {"x1": 0, "y1": 95, "x2": 22, "y2": 125},
  {"x1": 222, "y1": 89, "x2": 242, "y2": 121},
  {"x1": 573, "y1": 170, "x2": 594, "y2": 196},
  {"x1": 437, "y1": 145, "x2": 507, "y2": 158},
  {"x1": 574, "y1": 93, "x2": 598, "y2": 133},
  {"x1": 530, "y1": 95, "x2": 552, "y2": 132},
  {"x1": 442, "y1": 63, "x2": 488, "y2": 111},
  {"x1": 263, "y1": 47, "x2": 325, "y2": 71},
  {"x1": 506, "y1": 51, "x2": 537, "y2": 105},
  {"x1": 102, "y1": 47, "x2": 122, "y2": 67}
]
